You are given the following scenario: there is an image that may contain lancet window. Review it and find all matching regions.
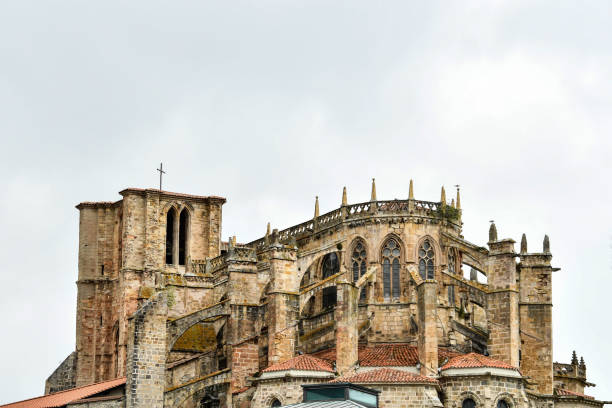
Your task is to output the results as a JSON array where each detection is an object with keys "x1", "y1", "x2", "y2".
[
  {"x1": 448, "y1": 250, "x2": 456, "y2": 274},
  {"x1": 352, "y1": 242, "x2": 367, "y2": 301},
  {"x1": 165, "y1": 207, "x2": 190, "y2": 266},
  {"x1": 382, "y1": 239, "x2": 401, "y2": 299},
  {"x1": 418, "y1": 239, "x2": 435, "y2": 280}
]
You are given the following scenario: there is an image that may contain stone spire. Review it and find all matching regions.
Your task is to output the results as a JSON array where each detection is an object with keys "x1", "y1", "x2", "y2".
[
  {"x1": 571, "y1": 350, "x2": 578, "y2": 365},
  {"x1": 520, "y1": 234, "x2": 527, "y2": 254},
  {"x1": 440, "y1": 186, "x2": 446, "y2": 205},
  {"x1": 314, "y1": 196, "x2": 320, "y2": 218},
  {"x1": 265, "y1": 222, "x2": 271, "y2": 245},
  {"x1": 409, "y1": 179, "x2": 414, "y2": 199},
  {"x1": 456, "y1": 186, "x2": 461, "y2": 210},
  {"x1": 489, "y1": 222, "x2": 498, "y2": 242},
  {"x1": 580, "y1": 356, "x2": 586, "y2": 370},
  {"x1": 342, "y1": 186, "x2": 347, "y2": 206},
  {"x1": 543, "y1": 234, "x2": 550, "y2": 253},
  {"x1": 370, "y1": 178, "x2": 377, "y2": 201},
  {"x1": 451, "y1": 198, "x2": 455, "y2": 208}
]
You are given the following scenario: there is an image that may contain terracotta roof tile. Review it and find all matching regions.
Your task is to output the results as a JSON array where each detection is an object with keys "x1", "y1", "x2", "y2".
[
  {"x1": 0, "y1": 377, "x2": 126, "y2": 408},
  {"x1": 312, "y1": 344, "x2": 461, "y2": 367},
  {"x1": 263, "y1": 354, "x2": 334, "y2": 373},
  {"x1": 440, "y1": 353, "x2": 518, "y2": 371},
  {"x1": 330, "y1": 368, "x2": 438, "y2": 384},
  {"x1": 555, "y1": 388, "x2": 595, "y2": 400}
]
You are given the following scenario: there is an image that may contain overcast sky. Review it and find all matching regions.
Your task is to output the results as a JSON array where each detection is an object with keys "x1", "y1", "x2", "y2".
[{"x1": 1, "y1": 0, "x2": 611, "y2": 403}]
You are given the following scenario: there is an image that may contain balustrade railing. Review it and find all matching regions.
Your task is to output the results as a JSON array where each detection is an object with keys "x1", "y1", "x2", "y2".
[{"x1": 247, "y1": 198, "x2": 449, "y2": 249}]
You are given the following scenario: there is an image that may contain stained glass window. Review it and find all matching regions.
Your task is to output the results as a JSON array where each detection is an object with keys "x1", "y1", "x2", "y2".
[{"x1": 352, "y1": 242, "x2": 367, "y2": 302}]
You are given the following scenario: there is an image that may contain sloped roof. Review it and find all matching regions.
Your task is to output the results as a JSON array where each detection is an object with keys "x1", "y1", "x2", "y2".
[
  {"x1": 0, "y1": 378, "x2": 126, "y2": 408},
  {"x1": 440, "y1": 353, "x2": 518, "y2": 371},
  {"x1": 263, "y1": 354, "x2": 334, "y2": 373},
  {"x1": 312, "y1": 344, "x2": 460, "y2": 367},
  {"x1": 330, "y1": 368, "x2": 438, "y2": 384},
  {"x1": 555, "y1": 388, "x2": 595, "y2": 400}
]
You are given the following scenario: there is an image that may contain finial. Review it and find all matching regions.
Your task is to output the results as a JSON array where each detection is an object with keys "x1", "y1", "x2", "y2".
[
  {"x1": 520, "y1": 234, "x2": 527, "y2": 254},
  {"x1": 342, "y1": 186, "x2": 347, "y2": 206},
  {"x1": 409, "y1": 179, "x2": 414, "y2": 199},
  {"x1": 543, "y1": 235, "x2": 550, "y2": 253},
  {"x1": 371, "y1": 178, "x2": 377, "y2": 201},
  {"x1": 267, "y1": 222, "x2": 271, "y2": 236},
  {"x1": 455, "y1": 185, "x2": 461, "y2": 210},
  {"x1": 265, "y1": 222, "x2": 270, "y2": 244},
  {"x1": 489, "y1": 222, "x2": 498, "y2": 242},
  {"x1": 314, "y1": 196, "x2": 320, "y2": 218},
  {"x1": 451, "y1": 198, "x2": 455, "y2": 208},
  {"x1": 440, "y1": 186, "x2": 446, "y2": 205},
  {"x1": 580, "y1": 356, "x2": 586, "y2": 370},
  {"x1": 232, "y1": 236, "x2": 237, "y2": 246},
  {"x1": 571, "y1": 350, "x2": 578, "y2": 365}
]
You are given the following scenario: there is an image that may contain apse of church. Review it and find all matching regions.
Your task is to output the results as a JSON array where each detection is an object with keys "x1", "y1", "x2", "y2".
[{"x1": 40, "y1": 181, "x2": 604, "y2": 408}]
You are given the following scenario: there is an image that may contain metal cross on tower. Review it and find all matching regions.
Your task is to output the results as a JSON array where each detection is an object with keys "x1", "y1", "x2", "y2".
[{"x1": 157, "y1": 162, "x2": 166, "y2": 191}]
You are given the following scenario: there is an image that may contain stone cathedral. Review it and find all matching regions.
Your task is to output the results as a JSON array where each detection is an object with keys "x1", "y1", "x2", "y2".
[{"x1": 7, "y1": 181, "x2": 608, "y2": 408}]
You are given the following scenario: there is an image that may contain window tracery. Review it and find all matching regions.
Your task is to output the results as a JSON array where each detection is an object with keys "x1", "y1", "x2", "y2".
[
  {"x1": 352, "y1": 242, "x2": 367, "y2": 302},
  {"x1": 418, "y1": 239, "x2": 435, "y2": 280},
  {"x1": 382, "y1": 239, "x2": 401, "y2": 299},
  {"x1": 448, "y1": 250, "x2": 456, "y2": 274}
]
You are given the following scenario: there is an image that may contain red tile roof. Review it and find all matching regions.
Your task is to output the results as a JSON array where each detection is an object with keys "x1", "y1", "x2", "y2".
[
  {"x1": 555, "y1": 388, "x2": 595, "y2": 400},
  {"x1": 440, "y1": 353, "x2": 518, "y2": 371},
  {"x1": 263, "y1": 354, "x2": 334, "y2": 373},
  {"x1": 330, "y1": 368, "x2": 438, "y2": 384},
  {"x1": 0, "y1": 378, "x2": 126, "y2": 408},
  {"x1": 312, "y1": 344, "x2": 461, "y2": 367}
]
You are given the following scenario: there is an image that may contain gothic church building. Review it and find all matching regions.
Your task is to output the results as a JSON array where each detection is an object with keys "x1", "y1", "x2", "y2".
[{"x1": 5, "y1": 181, "x2": 607, "y2": 408}]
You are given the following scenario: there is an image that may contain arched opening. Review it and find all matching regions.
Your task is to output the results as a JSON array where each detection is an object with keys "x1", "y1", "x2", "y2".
[
  {"x1": 321, "y1": 253, "x2": 339, "y2": 279},
  {"x1": 418, "y1": 239, "x2": 435, "y2": 280},
  {"x1": 271, "y1": 399, "x2": 282, "y2": 407},
  {"x1": 382, "y1": 238, "x2": 401, "y2": 299},
  {"x1": 166, "y1": 208, "x2": 176, "y2": 264},
  {"x1": 462, "y1": 398, "x2": 476, "y2": 408},
  {"x1": 178, "y1": 209, "x2": 189, "y2": 266},
  {"x1": 322, "y1": 286, "x2": 337, "y2": 310},
  {"x1": 497, "y1": 400, "x2": 509, "y2": 408}
]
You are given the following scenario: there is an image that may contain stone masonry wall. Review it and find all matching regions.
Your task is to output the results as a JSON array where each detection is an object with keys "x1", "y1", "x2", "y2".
[
  {"x1": 45, "y1": 351, "x2": 77, "y2": 394},
  {"x1": 126, "y1": 292, "x2": 168, "y2": 408},
  {"x1": 440, "y1": 375, "x2": 528, "y2": 408}
]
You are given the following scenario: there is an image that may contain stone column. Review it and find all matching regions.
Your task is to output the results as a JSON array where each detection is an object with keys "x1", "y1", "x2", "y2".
[
  {"x1": 335, "y1": 278, "x2": 358, "y2": 375},
  {"x1": 417, "y1": 279, "x2": 438, "y2": 377},
  {"x1": 486, "y1": 237, "x2": 520, "y2": 368},
  {"x1": 126, "y1": 292, "x2": 168, "y2": 408}
]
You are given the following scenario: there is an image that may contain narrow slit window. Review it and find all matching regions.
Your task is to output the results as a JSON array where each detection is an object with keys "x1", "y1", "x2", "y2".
[
  {"x1": 178, "y1": 209, "x2": 189, "y2": 265},
  {"x1": 166, "y1": 208, "x2": 176, "y2": 264}
]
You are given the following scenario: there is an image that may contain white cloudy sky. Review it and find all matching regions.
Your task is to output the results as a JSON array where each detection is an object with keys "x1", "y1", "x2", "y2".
[{"x1": 0, "y1": 0, "x2": 611, "y2": 403}]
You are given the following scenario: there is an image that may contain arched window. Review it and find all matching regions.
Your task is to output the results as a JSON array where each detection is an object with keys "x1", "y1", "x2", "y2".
[
  {"x1": 497, "y1": 400, "x2": 509, "y2": 408},
  {"x1": 352, "y1": 242, "x2": 367, "y2": 302},
  {"x1": 462, "y1": 398, "x2": 476, "y2": 408},
  {"x1": 165, "y1": 208, "x2": 176, "y2": 264},
  {"x1": 178, "y1": 209, "x2": 189, "y2": 265},
  {"x1": 382, "y1": 239, "x2": 401, "y2": 299},
  {"x1": 322, "y1": 253, "x2": 339, "y2": 279},
  {"x1": 418, "y1": 239, "x2": 435, "y2": 280},
  {"x1": 271, "y1": 399, "x2": 282, "y2": 407},
  {"x1": 448, "y1": 250, "x2": 456, "y2": 274}
]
